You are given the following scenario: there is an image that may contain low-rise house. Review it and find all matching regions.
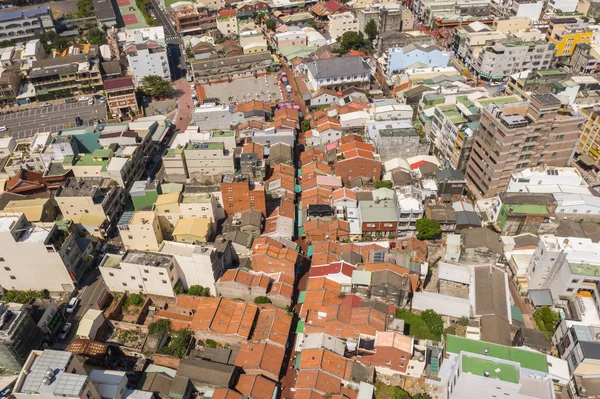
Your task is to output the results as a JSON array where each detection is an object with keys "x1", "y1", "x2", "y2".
[
  {"x1": 216, "y1": 269, "x2": 270, "y2": 301},
  {"x1": 335, "y1": 137, "x2": 381, "y2": 183},
  {"x1": 359, "y1": 188, "x2": 399, "y2": 235},
  {"x1": 172, "y1": 217, "x2": 212, "y2": 244},
  {"x1": 356, "y1": 331, "x2": 425, "y2": 377},
  {"x1": 234, "y1": 342, "x2": 285, "y2": 381},
  {"x1": 307, "y1": 56, "x2": 371, "y2": 91},
  {"x1": 190, "y1": 52, "x2": 273, "y2": 83},
  {"x1": 251, "y1": 237, "x2": 299, "y2": 277}
]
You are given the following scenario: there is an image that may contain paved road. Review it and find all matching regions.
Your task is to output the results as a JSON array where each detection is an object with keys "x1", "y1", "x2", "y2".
[
  {"x1": 148, "y1": 0, "x2": 187, "y2": 78},
  {"x1": 0, "y1": 101, "x2": 107, "y2": 139},
  {"x1": 174, "y1": 78, "x2": 195, "y2": 130}
]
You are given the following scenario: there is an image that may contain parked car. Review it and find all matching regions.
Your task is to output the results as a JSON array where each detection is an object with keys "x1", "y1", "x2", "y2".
[
  {"x1": 153, "y1": 96, "x2": 160, "y2": 102},
  {"x1": 78, "y1": 96, "x2": 90, "y2": 102},
  {"x1": 0, "y1": 126, "x2": 7, "y2": 132},
  {"x1": 88, "y1": 99, "x2": 94, "y2": 105},
  {"x1": 75, "y1": 116, "x2": 82, "y2": 127},
  {"x1": 40, "y1": 102, "x2": 51, "y2": 108},
  {"x1": 59, "y1": 323, "x2": 71, "y2": 340},
  {"x1": 65, "y1": 97, "x2": 77, "y2": 104},
  {"x1": 66, "y1": 297, "x2": 79, "y2": 314},
  {"x1": 186, "y1": 75, "x2": 193, "y2": 82},
  {"x1": 190, "y1": 84, "x2": 196, "y2": 89}
]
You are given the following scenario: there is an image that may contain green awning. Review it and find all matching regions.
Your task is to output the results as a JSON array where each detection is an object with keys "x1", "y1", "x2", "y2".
[
  {"x1": 307, "y1": 245, "x2": 314, "y2": 257},
  {"x1": 294, "y1": 352, "x2": 302, "y2": 369},
  {"x1": 511, "y1": 305, "x2": 524, "y2": 323},
  {"x1": 298, "y1": 291, "x2": 306, "y2": 304},
  {"x1": 296, "y1": 320, "x2": 305, "y2": 333}
]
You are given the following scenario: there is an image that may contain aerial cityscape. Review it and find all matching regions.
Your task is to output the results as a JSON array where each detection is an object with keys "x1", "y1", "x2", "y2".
[{"x1": 0, "y1": 0, "x2": 597, "y2": 397}]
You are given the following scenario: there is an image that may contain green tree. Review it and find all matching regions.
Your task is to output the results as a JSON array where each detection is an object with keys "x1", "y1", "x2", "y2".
[
  {"x1": 38, "y1": 31, "x2": 75, "y2": 53},
  {"x1": 421, "y1": 309, "x2": 444, "y2": 337},
  {"x1": 255, "y1": 12, "x2": 266, "y2": 24},
  {"x1": 140, "y1": 75, "x2": 173, "y2": 97},
  {"x1": 204, "y1": 339, "x2": 220, "y2": 348},
  {"x1": 415, "y1": 218, "x2": 441, "y2": 240},
  {"x1": 307, "y1": 20, "x2": 317, "y2": 29},
  {"x1": 76, "y1": 0, "x2": 94, "y2": 17},
  {"x1": 159, "y1": 329, "x2": 192, "y2": 358},
  {"x1": 301, "y1": 119, "x2": 311, "y2": 131},
  {"x1": 4, "y1": 290, "x2": 46, "y2": 304},
  {"x1": 364, "y1": 19, "x2": 378, "y2": 41},
  {"x1": 148, "y1": 319, "x2": 171, "y2": 335},
  {"x1": 374, "y1": 180, "x2": 392, "y2": 189},
  {"x1": 535, "y1": 306, "x2": 560, "y2": 334},
  {"x1": 85, "y1": 27, "x2": 107, "y2": 45},
  {"x1": 125, "y1": 293, "x2": 144, "y2": 307},
  {"x1": 458, "y1": 316, "x2": 469, "y2": 327},
  {"x1": 336, "y1": 31, "x2": 369, "y2": 54},
  {"x1": 265, "y1": 19, "x2": 276, "y2": 31},
  {"x1": 254, "y1": 296, "x2": 272, "y2": 304},
  {"x1": 188, "y1": 285, "x2": 210, "y2": 297}
]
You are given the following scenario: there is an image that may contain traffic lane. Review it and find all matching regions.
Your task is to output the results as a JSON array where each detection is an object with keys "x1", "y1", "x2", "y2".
[{"x1": 0, "y1": 102, "x2": 106, "y2": 139}]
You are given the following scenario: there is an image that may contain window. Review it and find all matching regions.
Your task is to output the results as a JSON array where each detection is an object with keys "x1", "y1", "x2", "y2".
[
  {"x1": 87, "y1": 392, "x2": 92, "y2": 399},
  {"x1": 9, "y1": 276, "x2": 15, "y2": 280},
  {"x1": 227, "y1": 187, "x2": 232, "y2": 191},
  {"x1": 228, "y1": 196, "x2": 233, "y2": 200},
  {"x1": 162, "y1": 280, "x2": 168, "y2": 284},
  {"x1": 122, "y1": 282, "x2": 127, "y2": 287},
  {"x1": 144, "y1": 269, "x2": 149, "y2": 273},
  {"x1": 0, "y1": 257, "x2": 4, "y2": 262},
  {"x1": 229, "y1": 204, "x2": 234, "y2": 208},
  {"x1": 250, "y1": 195, "x2": 254, "y2": 200},
  {"x1": 143, "y1": 278, "x2": 148, "y2": 281},
  {"x1": 128, "y1": 235, "x2": 133, "y2": 240},
  {"x1": 250, "y1": 203, "x2": 255, "y2": 208},
  {"x1": 159, "y1": 272, "x2": 164, "y2": 275},
  {"x1": 2, "y1": 267, "x2": 8, "y2": 271},
  {"x1": 109, "y1": 272, "x2": 114, "y2": 277},
  {"x1": 130, "y1": 276, "x2": 135, "y2": 280},
  {"x1": 138, "y1": 285, "x2": 143, "y2": 289}
]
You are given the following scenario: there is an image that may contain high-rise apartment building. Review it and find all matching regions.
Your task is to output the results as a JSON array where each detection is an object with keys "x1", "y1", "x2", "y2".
[{"x1": 465, "y1": 93, "x2": 585, "y2": 198}]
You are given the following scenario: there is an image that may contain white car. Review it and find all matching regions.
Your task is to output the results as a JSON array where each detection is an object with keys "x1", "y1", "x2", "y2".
[
  {"x1": 40, "y1": 102, "x2": 51, "y2": 108},
  {"x1": 79, "y1": 96, "x2": 90, "y2": 102},
  {"x1": 186, "y1": 75, "x2": 194, "y2": 82},
  {"x1": 59, "y1": 323, "x2": 71, "y2": 340},
  {"x1": 0, "y1": 126, "x2": 7, "y2": 132},
  {"x1": 66, "y1": 297, "x2": 79, "y2": 314},
  {"x1": 88, "y1": 99, "x2": 94, "y2": 105},
  {"x1": 190, "y1": 84, "x2": 196, "y2": 89}
]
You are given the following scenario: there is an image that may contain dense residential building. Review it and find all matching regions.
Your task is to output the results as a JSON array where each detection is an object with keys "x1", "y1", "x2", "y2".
[
  {"x1": 220, "y1": 178, "x2": 267, "y2": 218},
  {"x1": 439, "y1": 335, "x2": 565, "y2": 399},
  {"x1": 118, "y1": 211, "x2": 164, "y2": 251},
  {"x1": 465, "y1": 93, "x2": 586, "y2": 198},
  {"x1": 327, "y1": 12, "x2": 359, "y2": 40},
  {"x1": 55, "y1": 177, "x2": 125, "y2": 235},
  {"x1": 386, "y1": 44, "x2": 449, "y2": 77},
  {"x1": 216, "y1": 9, "x2": 238, "y2": 36},
  {"x1": 0, "y1": 213, "x2": 77, "y2": 292},
  {"x1": 30, "y1": 54, "x2": 103, "y2": 100},
  {"x1": 172, "y1": 4, "x2": 217, "y2": 36},
  {"x1": 14, "y1": 350, "x2": 103, "y2": 399},
  {"x1": 100, "y1": 250, "x2": 179, "y2": 297},
  {"x1": 473, "y1": 40, "x2": 554, "y2": 81},
  {"x1": 546, "y1": 17, "x2": 593, "y2": 57},
  {"x1": 578, "y1": 106, "x2": 600, "y2": 168},
  {"x1": 0, "y1": 303, "x2": 45, "y2": 371},
  {"x1": 355, "y1": 4, "x2": 414, "y2": 38},
  {"x1": 124, "y1": 37, "x2": 171, "y2": 86},
  {"x1": 104, "y1": 77, "x2": 138, "y2": 117},
  {"x1": 0, "y1": 67, "x2": 21, "y2": 107},
  {"x1": 0, "y1": 6, "x2": 54, "y2": 43}
]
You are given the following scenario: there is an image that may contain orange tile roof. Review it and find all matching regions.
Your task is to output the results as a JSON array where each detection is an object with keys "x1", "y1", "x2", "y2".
[
  {"x1": 296, "y1": 370, "x2": 342, "y2": 394},
  {"x1": 301, "y1": 149, "x2": 326, "y2": 165},
  {"x1": 243, "y1": 142, "x2": 265, "y2": 158},
  {"x1": 267, "y1": 281, "x2": 294, "y2": 299},
  {"x1": 252, "y1": 240, "x2": 299, "y2": 263},
  {"x1": 299, "y1": 349, "x2": 348, "y2": 378},
  {"x1": 332, "y1": 188, "x2": 357, "y2": 202},
  {"x1": 211, "y1": 389, "x2": 243, "y2": 399},
  {"x1": 218, "y1": 269, "x2": 271, "y2": 289},
  {"x1": 233, "y1": 100, "x2": 274, "y2": 113},
  {"x1": 304, "y1": 219, "x2": 350, "y2": 236},
  {"x1": 235, "y1": 375, "x2": 277, "y2": 399},
  {"x1": 269, "y1": 163, "x2": 295, "y2": 178},
  {"x1": 293, "y1": 391, "x2": 327, "y2": 399},
  {"x1": 237, "y1": 120, "x2": 266, "y2": 131},
  {"x1": 302, "y1": 162, "x2": 332, "y2": 178},
  {"x1": 188, "y1": 297, "x2": 258, "y2": 339},
  {"x1": 274, "y1": 107, "x2": 300, "y2": 121},
  {"x1": 250, "y1": 307, "x2": 292, "y2": 347},
  {"x1": 235, "y1": 342, "x2": 285, "y2": 379},
  {"x1": 219, "y1": 9, "x2": 237, "y2": 17}
]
